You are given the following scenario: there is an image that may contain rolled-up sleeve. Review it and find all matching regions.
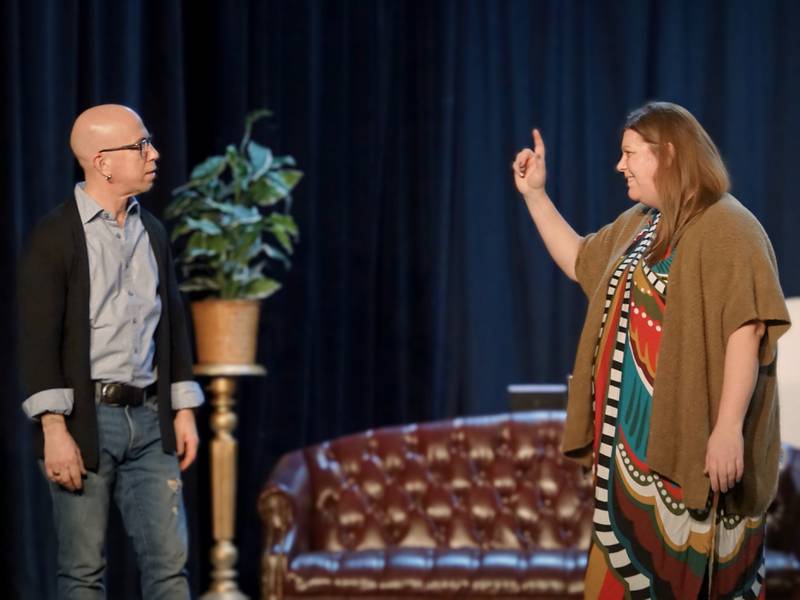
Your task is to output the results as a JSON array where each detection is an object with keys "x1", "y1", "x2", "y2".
[
  {"x1": 171, "y1": 380, "x2": 205, "y2": 410},
  {"x1": 22, "y1": 388, "x2": 74, "y2": 419}
]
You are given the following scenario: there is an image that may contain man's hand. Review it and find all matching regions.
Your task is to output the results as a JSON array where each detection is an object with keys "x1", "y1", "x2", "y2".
[
  {"x1": 513, "y1": 128, "x2": 547, "y2": 196},
  {"x1": 42, "y1": 413, "x2": 86, "y2": 491},
  {"x1": 174, "y1": 409, "x2": 199, "y2": 471},
  {"x1": 704, "y1": 424, "x2": 744, "y2": 494}
]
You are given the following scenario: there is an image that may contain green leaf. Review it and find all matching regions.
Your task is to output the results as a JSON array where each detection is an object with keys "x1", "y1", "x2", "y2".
[
  {"x1": 205, "y1": 200, "x2": 262, "y2": 226},
  {"x1": 272, "y1": 169, "x2": 303, "y2": 192},
  {"x1": 271, "y1": 155, "x2": 296, "y2": 168},
  {"x1": 265, "y1": 172, "x2": 290, "y2": 197},
  {"x1": 170, "y1": 217, "x2": 223, "y2": 241},
  {"x1": 230, "y1": 228, "x2": 262, "y2": 263},
  {"x1": 229, "y1": 260, "x2": 267, "y2": 286},
  {"x1": 262, "y1": 213, "x2": 299, "y2": 254},
  {"x1": 266, "y1": 213, "x2": 299, "y2": 237},
  {"x1": 183, "y1": 231, "x2": 228, "y2": 261},
  {"x1": 247, "y1": 141, "x2": 274, "y2": 179},
  {"x1": 165, "y1": 191, "x2": 202, "y2": 220},
  {"x1": 189, "y1": 155, "x2": 226, "y2": 181},
  {"x1": 240, "y1": 109, "x2": 273, "y2": 152},
  {"x1": 270, "y1": 228, "x2": 293, "y2": 253},
  {"x1": 262, "y1": 243, "x2": 291, "y2": 269},
  {"x1": 241, "y1": 277, "x2": 282, "y2": 300},
  {"x1": 249, "y1": 178, "x2": 285, "y2": 206},
  {"x1": 179, "y1": 246, "x2": 213, "y2": 263},
  {"x1": 231, "y1": 267, "x2": 251, "y2": 284},
  {"x1": 179, "y1": 277, "x2": 220, "y2": 293},
  {"x1": 226, "y1": 145, "x2": 252, "y2": 200},
  {"x1": 210, "y1": 181, "x2": 235, "y2": 202}
]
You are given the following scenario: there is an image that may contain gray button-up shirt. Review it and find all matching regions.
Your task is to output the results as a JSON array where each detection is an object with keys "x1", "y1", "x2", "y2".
[{"x1": 22, "y1": 183, "x2": 203, "y2": 417}]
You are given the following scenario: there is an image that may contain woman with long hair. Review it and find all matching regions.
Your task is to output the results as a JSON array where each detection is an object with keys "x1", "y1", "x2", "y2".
[{"x1": 513, "y1": 102, "x2": 790, "y2": 599}]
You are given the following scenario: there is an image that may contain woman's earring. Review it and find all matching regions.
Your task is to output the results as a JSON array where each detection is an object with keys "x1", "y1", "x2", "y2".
[{"x1": 105, "y1": 174, "x2": 112, "y2": 182}]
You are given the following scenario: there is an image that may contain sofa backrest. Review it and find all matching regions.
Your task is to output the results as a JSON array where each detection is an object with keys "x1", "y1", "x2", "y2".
[{"x1": 302, "y1": 411, "x2": 594, "y2": 552}]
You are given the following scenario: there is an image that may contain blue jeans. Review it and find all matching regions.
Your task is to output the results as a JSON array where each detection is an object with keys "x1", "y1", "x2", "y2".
[{"x1": 45, "y1": 399, "x2": 190, "y2": 600}]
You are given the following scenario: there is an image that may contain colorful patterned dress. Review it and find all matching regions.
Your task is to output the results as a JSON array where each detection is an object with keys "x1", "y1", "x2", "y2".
[{"x1": 583, "y1": 212, "x2": 766, "y2": 600}]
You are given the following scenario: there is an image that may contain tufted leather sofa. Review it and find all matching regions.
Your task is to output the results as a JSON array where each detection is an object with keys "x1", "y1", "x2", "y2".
[{"x1": 258, "y1": 411, "x2": 800, "y2": 599}]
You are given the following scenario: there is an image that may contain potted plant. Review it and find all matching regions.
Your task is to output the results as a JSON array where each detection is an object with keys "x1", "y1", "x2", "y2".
[{"x1": 165, "y1": 109, "x2": 302, "y2": 364}]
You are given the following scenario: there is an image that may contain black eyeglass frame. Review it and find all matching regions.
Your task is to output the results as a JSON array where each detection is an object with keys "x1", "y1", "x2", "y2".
[{"x1": 98, "y1": 136, "x2": 153, "y2": 159}]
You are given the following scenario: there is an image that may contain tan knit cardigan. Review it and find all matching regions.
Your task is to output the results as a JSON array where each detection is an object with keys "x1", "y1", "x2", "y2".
[{"x1": 564, "y1": 195, "x2": 791, "y2": 514}]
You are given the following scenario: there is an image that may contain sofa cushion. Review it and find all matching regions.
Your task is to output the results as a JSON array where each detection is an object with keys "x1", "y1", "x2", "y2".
[{"x1": 285, "y1": 548, "x2": 587, "y2": 597}]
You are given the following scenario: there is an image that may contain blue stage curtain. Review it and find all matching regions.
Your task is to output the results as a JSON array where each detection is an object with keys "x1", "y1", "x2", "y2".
[{"x1": 2, "y1": 1, "x2": 798, "y2": 597}]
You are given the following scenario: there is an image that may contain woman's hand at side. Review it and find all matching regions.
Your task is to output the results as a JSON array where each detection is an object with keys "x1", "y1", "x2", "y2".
[
  {"x1": 704, "y1": 320, "x2": 765, "y2": 493},
  {"x1": 705, "y1": 425, "x2": 744, "y2": 493}
]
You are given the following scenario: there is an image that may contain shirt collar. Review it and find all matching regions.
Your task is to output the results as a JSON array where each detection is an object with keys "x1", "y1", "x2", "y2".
[{"x1": 74, "y1": 182, "x2": 140, "y2": 224}]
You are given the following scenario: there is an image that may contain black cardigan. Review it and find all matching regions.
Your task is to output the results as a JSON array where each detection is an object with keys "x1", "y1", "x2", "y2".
[{"x1": 18, "y1": 198, "x2": 195, "y2": 471}]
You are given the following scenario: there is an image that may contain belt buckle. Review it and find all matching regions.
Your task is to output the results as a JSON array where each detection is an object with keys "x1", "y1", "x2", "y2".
[{"x1": 101, "y1": 382, "x2": 122, "y2": 406}]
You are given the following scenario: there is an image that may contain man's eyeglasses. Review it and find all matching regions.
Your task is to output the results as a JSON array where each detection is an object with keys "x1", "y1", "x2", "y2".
[{"x1": 99, "y1": 136, "x2": 153, "y2": 159}]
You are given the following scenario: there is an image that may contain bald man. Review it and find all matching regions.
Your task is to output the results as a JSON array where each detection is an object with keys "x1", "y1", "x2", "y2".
[{"x1": 18, "y1": 105, "x2": 202, "y2": 599}]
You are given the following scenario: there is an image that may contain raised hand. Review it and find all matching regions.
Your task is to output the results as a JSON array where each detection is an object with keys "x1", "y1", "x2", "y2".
[{"x1": 513, "y1": 128, "x2": 547, "y2": 196}]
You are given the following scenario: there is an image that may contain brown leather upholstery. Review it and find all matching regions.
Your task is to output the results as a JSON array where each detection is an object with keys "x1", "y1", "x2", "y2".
[
  {"x1": 765, "y1": 446, "x2": 800, "y2": 598},
  {"x1": 259, "y1": 412, "x2": 800, "y2": 599}
]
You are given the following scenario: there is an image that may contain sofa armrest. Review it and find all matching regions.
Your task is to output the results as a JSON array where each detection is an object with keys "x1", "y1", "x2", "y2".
[
  {"x1": 767, "y1": 446, "x2": 800, "y2": 559},
  {"x1": 259, "y1": 450, "x2": 310, "y2": 600}
]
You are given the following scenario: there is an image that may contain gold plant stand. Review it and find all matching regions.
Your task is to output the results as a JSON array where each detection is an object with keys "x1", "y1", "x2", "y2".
[{"x1": 195, "y1": 363, "x2": 267, "y2": 600}]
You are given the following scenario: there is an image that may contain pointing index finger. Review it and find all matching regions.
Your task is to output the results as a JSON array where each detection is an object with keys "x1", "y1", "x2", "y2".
[{"x1": 532, "y1": 128, "x2": 546, "y2": 158}]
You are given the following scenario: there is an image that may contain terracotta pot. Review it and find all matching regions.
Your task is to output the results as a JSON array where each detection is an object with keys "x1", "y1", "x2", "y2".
[{"x1": 190, "y1": 299, "x2": 261, "y2": 364}]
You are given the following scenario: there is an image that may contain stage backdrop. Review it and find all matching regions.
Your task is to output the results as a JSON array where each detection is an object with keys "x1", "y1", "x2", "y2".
[{"x1": 2, "y1": 1, "x2": 798, "y2": 598}]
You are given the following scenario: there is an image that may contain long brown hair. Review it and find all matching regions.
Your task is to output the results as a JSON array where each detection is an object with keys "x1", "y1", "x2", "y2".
[{"x1": 624, "y1": 102, "x2": 730, "y2": 263}]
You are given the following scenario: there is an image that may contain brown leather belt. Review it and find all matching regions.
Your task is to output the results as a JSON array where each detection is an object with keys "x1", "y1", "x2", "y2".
[{"x1": 94, "y1": 382, "x2": 156, "y2": 407}]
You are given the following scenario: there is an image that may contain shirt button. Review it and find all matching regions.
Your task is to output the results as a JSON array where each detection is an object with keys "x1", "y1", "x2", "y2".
[
  {"x1": 132, "y1": 318, "x2": 138, "y2": 324},
  {"x1": 116, "y1": 233, "x2": 121, "y2": 239},
  {"x1": 127, "y1": 290, "x2": 133, "y2": 296}
]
